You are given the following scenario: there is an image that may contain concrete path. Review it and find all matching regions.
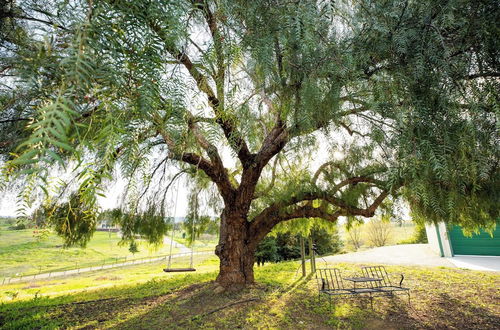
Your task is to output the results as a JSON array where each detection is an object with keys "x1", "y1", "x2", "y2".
[
  {"x1": 321, "y1": 244, "x2": 455, "y2": 268},
  {"x1": 163, "y1": 236, "x2": 192, "y2": 254},
  {"x1": 448, "y1": 256, "x2": 500, "y2": 271}
]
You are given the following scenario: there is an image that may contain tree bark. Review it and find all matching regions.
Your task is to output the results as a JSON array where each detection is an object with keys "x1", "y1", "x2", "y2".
[{"x1": 215, "y1": 209, "x2": 258, "y2": 288}]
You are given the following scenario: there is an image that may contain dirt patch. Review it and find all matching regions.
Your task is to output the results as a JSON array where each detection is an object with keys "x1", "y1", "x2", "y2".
[
  {"x1": 95, "y1": 276, "x2": 121, "y2": 281},
  {"x1": 363, "y1": 318, "x2": 399, "y2": 330}
]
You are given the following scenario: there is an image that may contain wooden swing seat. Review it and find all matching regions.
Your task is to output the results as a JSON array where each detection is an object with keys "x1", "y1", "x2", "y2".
[{"x1": 163, "y1": 268, "x2": 196, "y2": 273}]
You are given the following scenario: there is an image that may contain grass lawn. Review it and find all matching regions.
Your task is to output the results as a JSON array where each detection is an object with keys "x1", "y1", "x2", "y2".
[
  {"x1": 0, "y1": 224, "x2": 181, "y2": 278},
  {"x1": 1, "y1": 257, "x2": 498, "y2": 329}
]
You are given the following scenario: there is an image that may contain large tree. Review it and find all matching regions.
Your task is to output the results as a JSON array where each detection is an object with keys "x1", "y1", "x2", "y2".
[{"x1": 1, "y1": 0, "x2": 498, "y2": 288}]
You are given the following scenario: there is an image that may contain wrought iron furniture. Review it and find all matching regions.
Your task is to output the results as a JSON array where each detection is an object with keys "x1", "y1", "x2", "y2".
[
  {"x1": 316, "y1": 268, "x2": 354, "y2": 299},
  {"x1": 361, "y1": 265, "x2": 411, "y2": 303},
  {"x1": 343, "y1": 276, "x2": 382, "y2": 294},
  {"x1": 316, "y1": 268, "x2": 378, "y2": 307}
]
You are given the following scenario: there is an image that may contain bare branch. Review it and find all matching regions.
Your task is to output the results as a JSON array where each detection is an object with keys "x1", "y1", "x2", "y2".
[
  {"x1": 15, "y1": 15, "x2": 68, "y2": 31},
  {"x1": 465, "y1": 72, "x2": 500, "y2": 80}
]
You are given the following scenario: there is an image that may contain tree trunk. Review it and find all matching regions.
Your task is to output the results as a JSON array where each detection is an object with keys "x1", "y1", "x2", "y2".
[{"x1": 215, "y1": 209, "x2": 257, "y2": 288}]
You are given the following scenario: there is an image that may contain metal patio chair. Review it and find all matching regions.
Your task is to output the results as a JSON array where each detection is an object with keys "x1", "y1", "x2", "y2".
[
  {"x1": 316, "y1": 268, "x2": 354, "y2": 302},
  {"x1": 316, "y1": 268, "x2": 378, "y2": 308},
  {"x1": 361, "y1": 265, "x2": 411, "y2": 303}
]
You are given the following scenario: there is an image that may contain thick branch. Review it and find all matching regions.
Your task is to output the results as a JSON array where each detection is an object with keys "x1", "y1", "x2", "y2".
[
  {"x1": 250, "y1": 188, "x2": 390, "y2": 239},
  {"x1": 149, "y1": 21, "x2": 253, "y2": 167},
  {"x1": 156, "y1": 126, "x2": 236, "y2": 203},
  {"x1": 236, "y1": 120, "x2": 288, "y2": 209}
]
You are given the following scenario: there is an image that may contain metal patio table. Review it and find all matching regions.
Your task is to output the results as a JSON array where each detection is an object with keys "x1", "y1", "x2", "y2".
[{"x1": 343, "y1": 276, "x2": 382, "y2": 292}]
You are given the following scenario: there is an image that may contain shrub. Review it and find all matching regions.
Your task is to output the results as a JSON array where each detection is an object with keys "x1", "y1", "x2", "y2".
[
  {"x1": 255, "y1": 226, "x2": 343, "y2": 265},
  {"x1": 255, "y1": 237, "x2": 279, "y2": 266},
  {"x1": 307, "y1": 226, "x2": 342, "y2": 255},
  {"x1": 8, "y1": 223, "x2": 26, "y2": 230},
  {"x1": 366, "y1": 218, "x2": 392, "y2": 247},
  {"x1": 275, "y1": 233, "x2": 301, "y2": 261}
]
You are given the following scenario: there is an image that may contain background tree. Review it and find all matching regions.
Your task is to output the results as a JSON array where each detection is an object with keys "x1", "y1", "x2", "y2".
[
  {"x1": 255, "y1": 237, "x2": 279, "y2": 266},
  {"x1": 0, "y1": 0, "x2": 498, "y2": 288}
]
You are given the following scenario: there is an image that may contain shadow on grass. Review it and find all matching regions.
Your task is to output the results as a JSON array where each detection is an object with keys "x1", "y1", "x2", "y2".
[
  {"x1": 112, "y1": 275, "x2": 320, "y2": 329},
  {"x1": 112, "y1": 275, "x2": 382, "y2": 329},
  {"x1": 375, "y1": 291, "x2": 500, "y2": 330},
  {"x1": 0, "y1": 272, "x2": 216, "y2": 329},
  {"x1": 1, "y1": 271, "x2": 498, "y2": 329}
]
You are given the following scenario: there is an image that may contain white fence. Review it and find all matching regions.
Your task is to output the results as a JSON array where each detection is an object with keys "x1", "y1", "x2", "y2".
[{"x1": 1, "y1": 250, "x2": 213, "y2": 285}]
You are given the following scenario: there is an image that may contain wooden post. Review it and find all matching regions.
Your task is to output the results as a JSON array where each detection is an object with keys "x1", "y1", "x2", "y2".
[
  {"x1": 309, "y1": 237, "x2": 316, "y2": 273},
  {"x1": 300, "y1": 236, "x2": 306, "y2": 277}
]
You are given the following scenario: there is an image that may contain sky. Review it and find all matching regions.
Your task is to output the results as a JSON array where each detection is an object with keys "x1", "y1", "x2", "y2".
[{"x1": 0, "y1": 167, "x2": 191, "y2": 218}]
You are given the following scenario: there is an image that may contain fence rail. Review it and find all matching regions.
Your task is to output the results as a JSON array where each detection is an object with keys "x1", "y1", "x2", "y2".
[{"x1": 1, "y1": 250, "x2": 214, "y2": 286}]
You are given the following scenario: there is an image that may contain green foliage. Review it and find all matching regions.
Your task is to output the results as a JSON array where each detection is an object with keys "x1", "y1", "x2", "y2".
[
  {"x1": 275, "y1": 233, "x2": 301, "y2": 261},
  {"x1": 350, "y1": 0, "x2": 500, "y2": 230},
  {"x1": 44, "y1": 193, "x2": 98, "y2": 247},
  {"x1": 182, "y1": 189, "x2": 219, "y2": 245},
  {"x1": 256, "y1": 226, "x2": 342, "y2": 264},
  {"x1": 106, "y1": 207, "x2": 172, "y2": 247},
  {"x1": 308, "y1": 226, "x2": 342, "y2": 256},
  {"x1": 0, "y1": 0, "x2": 498, "y2": 252},
  {"x1": 398, "y1": 222, "x2": 428, "y2": 245},
  {"x1": 255, "y1": 237, "x2": 279, "y2": 266},
  {"x1": 128, "y1": 241, "x2": 139, "y2": 254}
]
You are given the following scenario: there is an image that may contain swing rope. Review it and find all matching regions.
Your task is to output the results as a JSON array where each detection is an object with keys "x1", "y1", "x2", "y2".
[
  {"x1": 163, "y1": 152, "x2": 200, "y2": 273},
  {"x1": 166, "y1": 176, "x2": 181, "y2": 269},
  {"x1": 189, "y1": 194, "x2": 196, "y2": 269}
]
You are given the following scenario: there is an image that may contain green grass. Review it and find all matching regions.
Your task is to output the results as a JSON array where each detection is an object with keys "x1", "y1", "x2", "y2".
[
  {"x1": 0, "y1": 254, "x2": 218, "y2": 302},
  {"x1": 1, "y1": 258, "x2": 499, "y2": 329},
  {"x1": 0, "y1": 224, "x2": 181, "y2": 278}
]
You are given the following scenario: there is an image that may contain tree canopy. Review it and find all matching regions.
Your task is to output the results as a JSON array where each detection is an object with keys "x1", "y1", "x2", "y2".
[{"x1": 1, "y1": 0, "x2": 498, "y2": 286}]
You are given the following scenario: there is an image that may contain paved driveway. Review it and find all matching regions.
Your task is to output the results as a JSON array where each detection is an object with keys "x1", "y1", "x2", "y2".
[
  {"x1": 448, "y1": 256, "x2": 500, "y2": 271},
  {"x1": 321, "y1": 244, "x2": 500, "y2": 272}
]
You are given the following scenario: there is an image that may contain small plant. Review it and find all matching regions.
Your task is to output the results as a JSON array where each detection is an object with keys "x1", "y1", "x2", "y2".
[
  {"x1": 5, "y1": 291, "x2": 19, "y2": 300},
  {"x1": 129, "y1": 241, "x2": 139, "y2": 254},
  {"x1": 33, "y1": 290, "x2": 41, "y2": 301},
  {"x1": 33, "y1": 225, "x2": 51, "y2": 242}
]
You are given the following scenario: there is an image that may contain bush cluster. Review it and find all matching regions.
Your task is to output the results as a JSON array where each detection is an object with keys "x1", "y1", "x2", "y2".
[{"x1": 255, "y1": 226, "x2": 342, "y2": 266}]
